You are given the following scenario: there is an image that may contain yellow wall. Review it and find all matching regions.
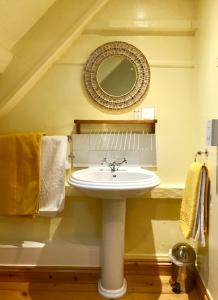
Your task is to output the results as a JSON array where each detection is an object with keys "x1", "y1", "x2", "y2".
[
  {"x1": 195, "y1": 1, "x2": 218, "y2": 298},
  {"x1": 0, "y1": 0, "x2": 197, "y2": 265}
]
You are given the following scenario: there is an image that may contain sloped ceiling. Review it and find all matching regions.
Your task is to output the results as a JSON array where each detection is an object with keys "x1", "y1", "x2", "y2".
[
  {"x1": 0, "y1": 0, "x2": 109, "y2": 118},
  {"x1": 0, "y1": 0, "x2": 57, "y2": 72},
  {"x1": 0, "y1": 0, "x2": 57, "y2": 49}
]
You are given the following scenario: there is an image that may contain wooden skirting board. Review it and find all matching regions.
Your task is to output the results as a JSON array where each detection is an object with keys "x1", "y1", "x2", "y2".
[
  {"x1": 194, "y1": 270, "x2": 212, "y2": 300},
  {"x1": 0, "y1": 259, "x2": 211, "y2": 300},
  {"x1": 0, "y1": 260, "x2": 171, "y2": 282}
]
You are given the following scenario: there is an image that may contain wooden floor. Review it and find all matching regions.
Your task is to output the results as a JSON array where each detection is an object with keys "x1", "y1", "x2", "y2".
[{"x1": 0, "y1": 275, "x2": 200, "y2": 300}]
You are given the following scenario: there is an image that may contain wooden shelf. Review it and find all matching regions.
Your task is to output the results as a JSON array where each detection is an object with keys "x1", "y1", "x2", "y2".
[{"x1": 74, "y1": 119, "x2": 157, "y2": 134}]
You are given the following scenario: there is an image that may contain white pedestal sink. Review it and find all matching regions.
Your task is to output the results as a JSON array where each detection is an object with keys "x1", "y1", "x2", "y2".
[{"x1": 68, "y1": 167, "x2": 160, "y2": 298}]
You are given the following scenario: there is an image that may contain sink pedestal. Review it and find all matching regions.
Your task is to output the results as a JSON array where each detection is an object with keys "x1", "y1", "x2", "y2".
[
  {"x1": 68, "y1": 167, "x2": 160, "y2": 298},
  {"x1": 98, "y1": 198, "x2": 127, "y2": 299}
]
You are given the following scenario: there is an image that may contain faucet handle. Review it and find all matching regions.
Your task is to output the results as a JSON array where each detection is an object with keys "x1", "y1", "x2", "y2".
[
  {"x1": 116, "y1": 158, "x2": 127, "y2": 170},
  {"x1": 117, "y1": 157, "x2": 127, "y2": 165},
  {"x1": 100, "y1": 157, "x2": 108, "y2": 165},
  {"x1": 123, "y1": 158, "x2": 127, "y2": 164}
]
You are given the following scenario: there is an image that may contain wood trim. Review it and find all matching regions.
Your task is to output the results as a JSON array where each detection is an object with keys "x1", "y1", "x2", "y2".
[
  {"x1": 0, "y1": 260, "x2": 212, "y2": 300},
  {"x1": 195, "y1": 270, "x2": 212, "y2": 300},
  {"x1": 0, "y1": 259, "x2": 170, "y2": 283},
  {"x1": 74, "y1": 119, "x2": 157, "y2": 134},
  {"x1": 74, "y1": 119, "x2": 158, "y2": 124},
  {"x1": 0, "y1": 266, "x2": 100, "y2": 283},
  {"x1": 125, "y1": 259, "x2": 171, "y2": 276}
]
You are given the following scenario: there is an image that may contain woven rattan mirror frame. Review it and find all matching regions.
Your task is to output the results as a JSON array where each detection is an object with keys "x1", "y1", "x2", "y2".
[{"x1": 84, "y1": 41, "x2": 150, "y2": 110}]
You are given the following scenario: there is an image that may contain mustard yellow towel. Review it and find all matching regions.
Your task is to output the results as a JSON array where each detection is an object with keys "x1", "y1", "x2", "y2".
[
  {"x1": 0, "y1": 132, "x2": 42, "y2": 215},
  {"x1": 180, "y1": 162, "x2": 203, "y2": 239}
]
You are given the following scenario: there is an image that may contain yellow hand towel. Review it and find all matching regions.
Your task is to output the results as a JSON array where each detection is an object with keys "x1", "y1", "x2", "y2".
[
  {"x1": 180, "y1": 162, "x2": 203, "y2": 239},
  {"x1": 203, "y1": 166, "x2": 210, "y2": 235},
  {"x1": 0, "y1": 132, "x2": 42, "y2": 215}
]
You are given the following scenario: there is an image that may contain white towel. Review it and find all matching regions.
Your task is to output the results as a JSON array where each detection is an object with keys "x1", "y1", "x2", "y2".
[
  {"x1": 192, "y1": 167, "x2": 206, "y2": 246},
  {"x1": 38, "y1": 136, "x2": 68, "y2": 217}
]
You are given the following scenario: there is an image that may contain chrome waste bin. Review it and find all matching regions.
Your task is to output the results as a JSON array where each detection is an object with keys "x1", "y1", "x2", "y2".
[{"x1": 169, "y1": 243, "x2": 196, "y2": 293}]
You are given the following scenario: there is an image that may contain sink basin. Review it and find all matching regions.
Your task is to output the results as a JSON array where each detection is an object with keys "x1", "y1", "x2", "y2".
[
  {"x1": 68, "y1": 166, "x2": 160, "y2": 299},
  {"x1": 68, "y1": 167, "x2": 160, "y2": 199}
]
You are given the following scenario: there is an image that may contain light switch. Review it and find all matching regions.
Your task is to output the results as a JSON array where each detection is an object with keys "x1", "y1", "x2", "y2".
[{"x1": 206, "y1": 119, "x2": 218, "y2": 146}]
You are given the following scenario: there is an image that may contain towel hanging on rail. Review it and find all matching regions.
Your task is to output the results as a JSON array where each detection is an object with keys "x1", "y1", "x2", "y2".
[
  {"x1": 0, "y1": 132, "x2": 42, "y2": 215},
  {"x1": 38, "y1": 136, "x2": 68, "y2": 217},
  {"x1": 180, "y1": 162, "x2": 210, "y2": 246}
]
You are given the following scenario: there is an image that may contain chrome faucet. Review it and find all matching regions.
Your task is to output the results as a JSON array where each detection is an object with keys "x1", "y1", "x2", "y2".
[{"x1": 101, "y1": 158, "x2": 127, "y2": 172}]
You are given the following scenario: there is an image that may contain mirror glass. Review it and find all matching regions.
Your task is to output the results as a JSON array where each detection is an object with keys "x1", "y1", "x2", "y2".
[{"x1": 97, "y1": 56, "x2": 136, "y2": 97}]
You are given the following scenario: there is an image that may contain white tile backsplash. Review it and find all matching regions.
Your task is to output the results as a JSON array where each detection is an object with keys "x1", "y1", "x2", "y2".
[
  {"x1": 73, "y1": 134, "x2": 90, "y2": 151},
  {"x1": 72, "y1": 133, "x2": 157, "y2": 167},
  {"x1": 73, "y1": 150, "x2": 90, "y2": 167}
]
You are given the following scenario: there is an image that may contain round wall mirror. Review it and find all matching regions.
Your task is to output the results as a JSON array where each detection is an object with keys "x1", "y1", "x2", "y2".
[
  {"x1": 84, "y1": 41, "x2": 150, "y2": 110},
  {"x1": 97, "y1": 56, "x2": 137, "y2": 97}
]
